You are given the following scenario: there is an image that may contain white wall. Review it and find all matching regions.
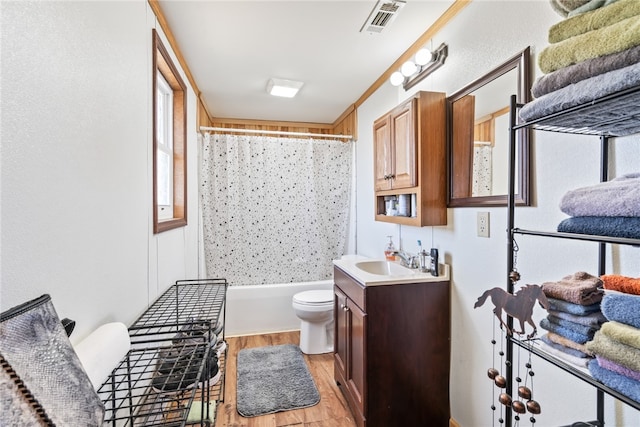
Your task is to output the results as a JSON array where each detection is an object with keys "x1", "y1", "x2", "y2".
[
  {"x1": 355, "y1": 1, "x2": 639, "y2": 426},
  {"x1": 1, "y1": 1, "x2": 201, "y2": 342}
]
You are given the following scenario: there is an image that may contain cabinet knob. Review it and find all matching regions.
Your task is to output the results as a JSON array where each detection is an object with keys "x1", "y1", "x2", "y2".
[{"x1": 343, "y1": 306, "x2": 349, "y2": 312}]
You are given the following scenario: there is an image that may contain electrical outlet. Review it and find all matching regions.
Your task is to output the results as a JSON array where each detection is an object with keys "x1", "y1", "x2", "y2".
[{"x1": 477, "y1": 212, "x2": 490, "y2": 237}]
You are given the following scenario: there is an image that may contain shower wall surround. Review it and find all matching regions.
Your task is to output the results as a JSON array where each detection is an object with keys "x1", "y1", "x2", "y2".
[{"x1": 201, "y1": 134, "x2": 352, "y2": 286}]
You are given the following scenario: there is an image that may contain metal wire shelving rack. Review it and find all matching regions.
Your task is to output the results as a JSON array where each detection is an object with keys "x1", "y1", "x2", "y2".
[
  {"x1": 504, "y1": 88, "x2": 640, "y2": 427},
  {"x1": 97, "y1": 279, "x2": 228, "y2": 426}
]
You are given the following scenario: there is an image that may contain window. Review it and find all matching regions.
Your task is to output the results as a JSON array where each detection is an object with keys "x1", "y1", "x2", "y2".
[{"x1": 153, "y1": 30, "x2": 187, "y2": 233}]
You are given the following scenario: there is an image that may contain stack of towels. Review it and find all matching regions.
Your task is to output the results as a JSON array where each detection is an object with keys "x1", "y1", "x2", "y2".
[
  {"x1": 586, "y1": 274, "x2": 640, "y2": 402},
  {"x1": 538, "y1": 271, "x2": 605, "y2": 367},
  {"x1": 519, "y1": 0, "x2": 640, "y2": 136},
  {"x1": 556, "y1": 173, "x2": 640, "y2": 239}
]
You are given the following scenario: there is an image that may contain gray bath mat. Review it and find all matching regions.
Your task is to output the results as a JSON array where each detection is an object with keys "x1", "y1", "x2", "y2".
[{"x1": 236, "y1": 344, "x2": 320, "y2": 417}]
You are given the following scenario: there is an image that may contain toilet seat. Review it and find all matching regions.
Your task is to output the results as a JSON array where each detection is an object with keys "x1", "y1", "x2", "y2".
[{"x1": 293, "y1": 290, "x2": 333, "y2": 306}]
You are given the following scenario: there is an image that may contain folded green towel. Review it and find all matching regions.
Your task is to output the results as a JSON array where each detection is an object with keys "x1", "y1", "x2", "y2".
[
  {"x1": 539, "y1": 14, "x2": 640, "y2": 73},
  {"x1": 586, "y1": 329, "x2": 640, "y2": 372},
  {"x1": 549, "y1": 0, "x2": 639, "y2": 43},
  {"x1": 601, "y1": 320, "x2": 640, "y2": 350}
]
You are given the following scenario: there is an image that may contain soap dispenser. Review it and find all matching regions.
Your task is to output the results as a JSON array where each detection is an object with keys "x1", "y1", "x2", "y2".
[{"x1": 384, "y1": 236, "x2": 396, "y2": 261}]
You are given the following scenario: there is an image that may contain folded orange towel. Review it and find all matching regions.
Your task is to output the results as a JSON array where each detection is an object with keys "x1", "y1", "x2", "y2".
[{"x1": 601, "y1": 274, "x2": 640, "y2": 296}]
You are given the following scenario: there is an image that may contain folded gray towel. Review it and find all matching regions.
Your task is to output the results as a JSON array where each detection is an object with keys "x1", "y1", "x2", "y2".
[
  {"x1": 548, "y1": 308, "x2": 607, "y2": 326},
  {"x1": 550, "y1": 0, "x2": 593, "y2": 17},
  {"x1": 547, "y1": 314, "x2": 600, "y2": 337},
  {"x1": 559, "y1": 173, "x2": 640, "y2": 217},
  {"x1": 531, "y1": 45, "x2": 640, "y2": 98},
  {"x1": 568, "y1": 0, "x2": 620, "y2": 17},
  {"x1": 520, "y1": 62, "x2": 640, "y2": 136}
]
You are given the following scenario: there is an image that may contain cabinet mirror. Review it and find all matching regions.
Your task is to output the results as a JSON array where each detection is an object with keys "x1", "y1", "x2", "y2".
[{"x1": 448, "y1": 47, "x2": 531, "y2": 207}]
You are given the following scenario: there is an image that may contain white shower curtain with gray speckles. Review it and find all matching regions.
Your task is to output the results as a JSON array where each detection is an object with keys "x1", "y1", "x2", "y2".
[{"x1": 200, "y1": 133, "x2": 352, "y2": 286}]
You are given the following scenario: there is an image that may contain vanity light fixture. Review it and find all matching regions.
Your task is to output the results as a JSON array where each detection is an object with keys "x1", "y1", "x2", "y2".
[
  {"x1": 266, "y1": 78, "x2": 304, "y2": 98},
  {"x1": 390, "y1": 43, "x2": 448, "y2": 90}
]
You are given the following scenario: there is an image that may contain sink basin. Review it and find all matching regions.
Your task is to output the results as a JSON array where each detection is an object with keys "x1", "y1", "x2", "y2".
[{"x1": 354, "y1": 260, "x2": 414, "y2": 276}]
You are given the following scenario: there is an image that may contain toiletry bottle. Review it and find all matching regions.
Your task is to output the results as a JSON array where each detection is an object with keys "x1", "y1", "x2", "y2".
[
  {"x1": 384, "y1": 236, "x2": 396, "y2": 261},
  {"x1": 418, "y1": 240, "x2": 429, "y2": 272}
]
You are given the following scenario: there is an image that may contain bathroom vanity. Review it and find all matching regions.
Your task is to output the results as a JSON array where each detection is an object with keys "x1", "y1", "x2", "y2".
[{"x1": 332, "y1": 258, "x2": 451, "y2": 427}]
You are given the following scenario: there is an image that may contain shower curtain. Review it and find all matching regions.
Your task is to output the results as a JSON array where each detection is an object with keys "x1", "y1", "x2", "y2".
[
  {"x1": 472, "y1": 143, "x2": 492, "y2": 196},
  {"x1": 200, "y1": 133, "x2": 352, "y2": 286}
]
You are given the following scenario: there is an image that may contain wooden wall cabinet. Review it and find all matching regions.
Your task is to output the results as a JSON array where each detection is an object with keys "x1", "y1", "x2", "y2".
[
  {"x1": 373, "y1": 91, "x2": 447, "y2": 226},
  {"x1": 333, "y1": 266, "x2": 451, "y2": 427}
]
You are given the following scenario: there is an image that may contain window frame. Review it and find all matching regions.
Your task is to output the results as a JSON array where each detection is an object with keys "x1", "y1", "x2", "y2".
[{"x1": 153, "y1": 29, "x2": 187, "y2": 233}]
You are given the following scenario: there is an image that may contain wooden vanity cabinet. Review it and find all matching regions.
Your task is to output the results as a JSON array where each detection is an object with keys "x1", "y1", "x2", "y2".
[
  {"x1": 374, "y1": 99, "x2": 417, "y2": 192},
  {"x1": 333, "y1": 266, "x2": 451, "y2": 427},
  {"x1": 373, "y1": 91, "x2": 447, "y2": 226}
]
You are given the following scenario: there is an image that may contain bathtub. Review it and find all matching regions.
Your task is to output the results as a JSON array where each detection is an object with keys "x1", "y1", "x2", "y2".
[{"x1": 224, "y1": 279, "x2": 334, "y2": 336}]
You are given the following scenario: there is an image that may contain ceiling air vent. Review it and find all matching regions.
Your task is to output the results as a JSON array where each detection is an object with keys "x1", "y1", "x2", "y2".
[{"x1": 360, "y1": 0, "x2": 406, "y2": 34}]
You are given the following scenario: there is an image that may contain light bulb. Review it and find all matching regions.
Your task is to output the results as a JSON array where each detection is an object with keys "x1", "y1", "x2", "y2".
[
  {"x1": 415, "y1": 48, "x2": 433, "y2": 66},
  {"x1": 390, "y1": 71, "x2": 404, "y2": 86},
  {"x1": 400, "y1": 61, "x2": 417, "y2": 77}
]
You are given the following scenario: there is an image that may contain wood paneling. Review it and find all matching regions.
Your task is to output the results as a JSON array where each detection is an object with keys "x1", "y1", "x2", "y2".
[
  {"x1": 207, "y1": 117, "x2": 353, "y2": 141},
  {"x1": 332, "y1": 104, "x2": 358, "y2": 140}
]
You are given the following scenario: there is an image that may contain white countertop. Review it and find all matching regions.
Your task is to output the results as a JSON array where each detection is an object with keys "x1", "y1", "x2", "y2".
[{"x1": 333, "y1": 256, "x2": 450, "y2": 286}]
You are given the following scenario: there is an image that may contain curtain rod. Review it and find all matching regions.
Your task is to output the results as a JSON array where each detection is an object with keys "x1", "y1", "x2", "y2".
[{"x1": 199, "y1": 126, "x2": 353, "y2": 140}]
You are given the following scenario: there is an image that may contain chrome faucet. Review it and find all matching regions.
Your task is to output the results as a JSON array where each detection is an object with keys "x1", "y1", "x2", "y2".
[{"x1": 393, "y1": 251, "x2": 420, "y2": 269}]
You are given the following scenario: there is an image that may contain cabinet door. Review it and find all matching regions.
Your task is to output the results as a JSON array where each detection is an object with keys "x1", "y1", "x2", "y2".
[
  {"x1": 390, "y1": 99, "x2": 417, "y2": 189},
  {"x1": 346, "y1": 298, "x2": 366, "y2": 415},
  {"x1": 334, "y1": 288, "x2": 348, "y2": 379},
  {"x1": 373, "y1": 115, "x2": 392, "y2": 191}
]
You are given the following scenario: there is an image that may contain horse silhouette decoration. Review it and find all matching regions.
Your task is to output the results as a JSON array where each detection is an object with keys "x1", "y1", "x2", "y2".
[{"x1": 474, "y1": 285, "x2": 549, "y2": 339}]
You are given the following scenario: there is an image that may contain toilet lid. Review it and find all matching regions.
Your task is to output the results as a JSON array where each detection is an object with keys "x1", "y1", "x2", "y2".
[{"x1": 293, "y1": 290, "x2": 333, "y2": 305}]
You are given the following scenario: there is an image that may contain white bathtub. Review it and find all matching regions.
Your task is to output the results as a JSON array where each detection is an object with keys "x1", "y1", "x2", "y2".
[{"x1": 224, "y1": 279, "x2": 334, "y2": 336}]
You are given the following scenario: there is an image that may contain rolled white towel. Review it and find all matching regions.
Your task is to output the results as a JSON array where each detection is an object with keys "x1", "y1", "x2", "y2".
[{"x1": 73, "y1": 322, "x2": 131, "y2": 390}]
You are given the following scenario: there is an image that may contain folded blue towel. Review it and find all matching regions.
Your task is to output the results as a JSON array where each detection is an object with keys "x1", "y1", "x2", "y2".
[
  {"x1": 547, "y1": 314, "x2": 600, "y2": 337},
  {"x1": 601, "y1": 293, "x2": 640, "y2": 329},
  {"x1": 547, "y1": 297, "x2": 601, "y2": 315},
  {"x1": 540, "y1": 318, "x2": 592, "y2": 344},
  {"x1": 560, "y1": 173, "x2": 640, "y2": 217},
  {"x1": 588, "y1": 359, "x2": 640, "y2": 403},
  {"x1": 557, "y1": 216, "x2": 640, "y2": 240},
  {"x1": 540, "y1": 334, "x2": 591, "y2": 358}
]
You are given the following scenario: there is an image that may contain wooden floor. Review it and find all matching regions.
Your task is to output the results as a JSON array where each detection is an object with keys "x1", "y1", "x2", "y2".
[{"x1": 214, "y1": 331, "x2": 357, "y2": 427}]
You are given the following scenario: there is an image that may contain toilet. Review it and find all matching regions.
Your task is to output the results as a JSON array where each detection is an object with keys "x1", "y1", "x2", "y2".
[{"x1": 292, "y1": 290, "x2": 334, "y2": 354}]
